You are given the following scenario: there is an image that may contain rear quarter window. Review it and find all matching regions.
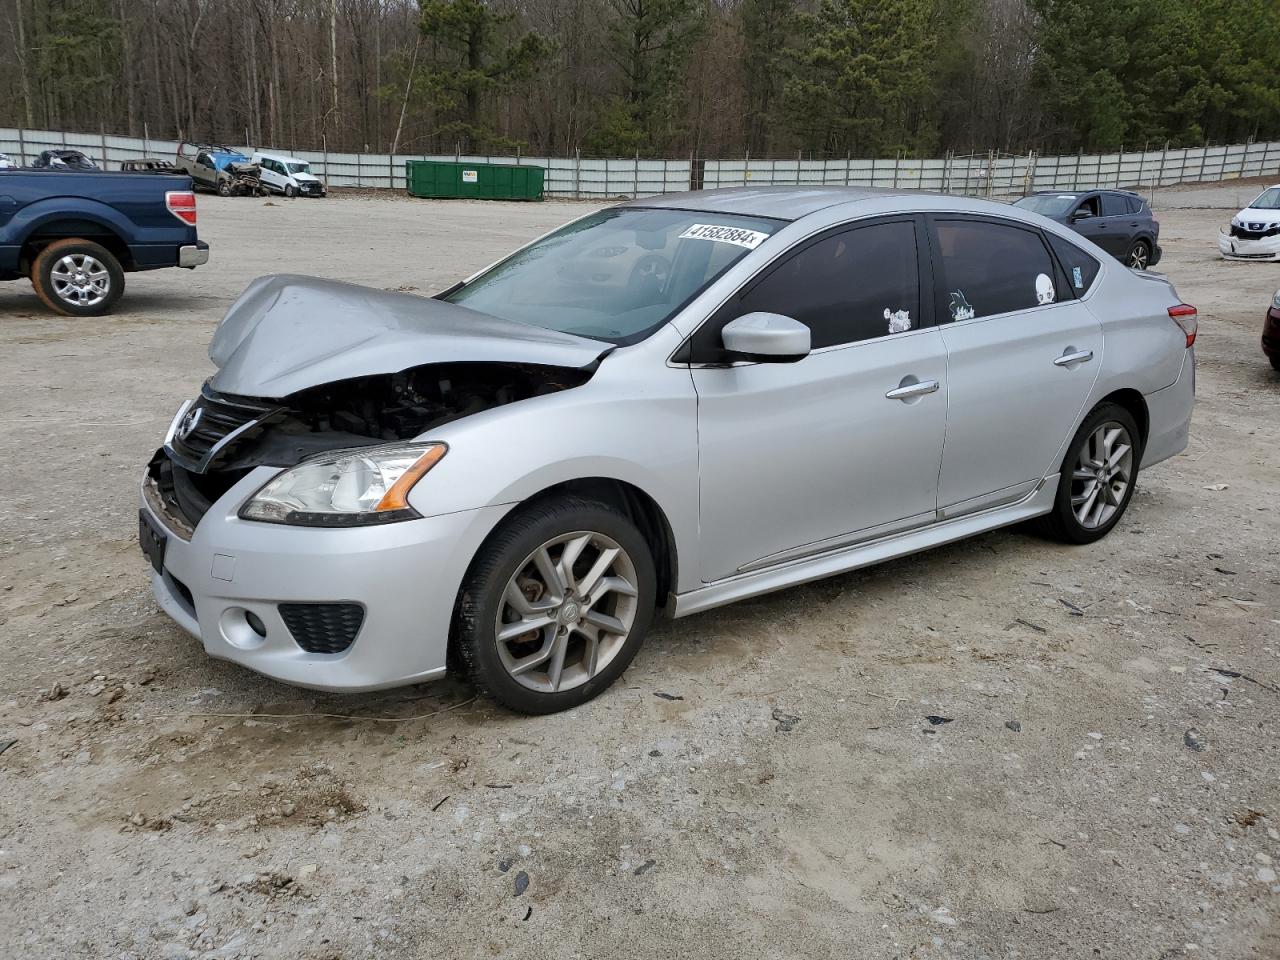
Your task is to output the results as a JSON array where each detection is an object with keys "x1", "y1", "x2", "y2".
[{"x1": 1047, "y1": 233, "x2": 1101, "y2": 294}]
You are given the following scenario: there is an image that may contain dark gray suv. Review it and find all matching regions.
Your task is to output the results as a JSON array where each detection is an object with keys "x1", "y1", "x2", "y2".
[{"x1": 1013, "y1": 190, "x2": 1161, "y2": 270}]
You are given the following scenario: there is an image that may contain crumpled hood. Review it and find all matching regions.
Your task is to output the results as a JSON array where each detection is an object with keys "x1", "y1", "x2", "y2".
[
  {"x1": 292, "y1": 172, "x2": 322, "y2": 183},
  {"x1": 208, "y1": 275, "x2": 611, "y2": 398}
]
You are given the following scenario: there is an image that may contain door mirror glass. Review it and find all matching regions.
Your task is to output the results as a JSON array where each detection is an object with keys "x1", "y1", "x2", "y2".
[{"x1": 721, "y1": 312, "x2": 810, "y2": 362}]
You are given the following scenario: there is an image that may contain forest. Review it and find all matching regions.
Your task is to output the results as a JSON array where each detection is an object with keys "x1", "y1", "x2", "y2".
[{"x1": 2, "y1": 0, "x2": 1279, "y2": 159}]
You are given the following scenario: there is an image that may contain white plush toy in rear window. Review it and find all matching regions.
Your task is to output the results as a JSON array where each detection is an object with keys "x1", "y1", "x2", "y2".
[{"x1": 1035, "y1": 273, "x2": 1056, "y2": 305}]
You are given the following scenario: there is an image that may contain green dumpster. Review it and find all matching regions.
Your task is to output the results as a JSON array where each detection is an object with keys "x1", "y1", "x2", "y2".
[{"x1": 405, "y1": 160, "x2": 544, "y2": 200}]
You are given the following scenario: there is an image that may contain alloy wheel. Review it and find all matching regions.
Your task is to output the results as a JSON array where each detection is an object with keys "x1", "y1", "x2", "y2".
[
  {"x1": 1128, "y1": 244, "x2": 1150, "y2": 269},
  {"x1": 50, "y1": 253, "x2": 111, "y2": 307},
  {"x1": 494, "y1": 531, "x2": 640, "y2": 693},
  {"x1": 1070, "y1": 421, "x2": 1133, "y2": 529}
]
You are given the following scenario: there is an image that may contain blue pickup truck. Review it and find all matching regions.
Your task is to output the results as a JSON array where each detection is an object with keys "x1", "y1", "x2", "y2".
[{"x1": 0, "y1": 170, "x2": 210, "y2": 316}]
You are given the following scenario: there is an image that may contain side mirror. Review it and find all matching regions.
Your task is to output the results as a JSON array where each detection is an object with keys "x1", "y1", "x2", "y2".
[
  {"x1": 1071, "y1": 209, "x2": 1092, "y2": 221},
  {"x1": 721, "y1": 312, "x2": 810, "y2": 363}
]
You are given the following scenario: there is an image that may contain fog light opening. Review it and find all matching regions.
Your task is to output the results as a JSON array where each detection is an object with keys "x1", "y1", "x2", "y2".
[{"x1": 219, "y1": 607, "x2": 269, "y2": 650}]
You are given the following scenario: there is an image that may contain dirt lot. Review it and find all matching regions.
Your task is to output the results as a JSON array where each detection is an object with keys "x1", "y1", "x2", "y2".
[{"x1": 1, "y1": 186, "x2": 1277, "y2": 960}]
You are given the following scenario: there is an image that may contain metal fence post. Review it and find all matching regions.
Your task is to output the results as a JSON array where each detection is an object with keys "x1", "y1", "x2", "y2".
[
  {"x1": 845, "y1": 151, "x2": 851, "y2": 187},
  {"x1": 634, "y1": 150, "x2": 639, "y2": 199},
  {"x1": 100, "y1": 124, "x2": 108, "y2": 170},
  {"x1": 574, "y1": 149, "x2": 580, "y2": 199},
  {"x1": 16, "y1": 127, "x2": 25, "y2": 165}
]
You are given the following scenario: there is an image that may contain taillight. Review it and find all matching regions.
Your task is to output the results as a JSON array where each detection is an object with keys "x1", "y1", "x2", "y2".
[
  {"x1": 166, "y1": 191, "x2": 197, "y2": 226},
  {"x1": 1168, "y1": 303, "x2": 1197, "y2": 348}
]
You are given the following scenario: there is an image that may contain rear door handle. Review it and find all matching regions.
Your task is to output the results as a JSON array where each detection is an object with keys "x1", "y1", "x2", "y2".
[
  {"x1": 885, "y1": 378, "x2": 940, "y2": 401},
  {"x1": 1054, "y1": 349, "x2": 1094, "y2": 367}
]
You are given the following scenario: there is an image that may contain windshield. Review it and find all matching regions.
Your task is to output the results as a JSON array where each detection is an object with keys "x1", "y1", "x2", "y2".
[
  {"x1": 1247, "y1": 187, "x2": 1280, "y2": 210},
  {"x1": 1013, "y1": 194, "x2": 1078, "y2": 216},
  {"x1": 443, "y1": 208, "x2": 782, "y2": 343},
  {"x1": 287, "y1": 161, "x2": 310, "y2": 175}
]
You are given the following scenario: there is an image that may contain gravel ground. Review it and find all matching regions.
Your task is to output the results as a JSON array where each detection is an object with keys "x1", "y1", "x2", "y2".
[{"x1": 1, "y1": 185, "x2": 1277, "y2": 960}]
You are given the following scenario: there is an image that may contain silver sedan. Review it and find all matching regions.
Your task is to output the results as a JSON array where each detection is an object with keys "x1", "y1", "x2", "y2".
[{"x1": 140, "y1": 188, "x2": 1197, "y2": 713}]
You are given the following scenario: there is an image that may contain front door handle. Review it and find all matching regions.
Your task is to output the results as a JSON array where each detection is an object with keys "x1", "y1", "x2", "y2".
[
  {"x1": 885, "y1": 378, "x2": 940, "y2": 401},
  {"x1": 1054, "y1": 349, "x2": 1094, "y2": 367}
]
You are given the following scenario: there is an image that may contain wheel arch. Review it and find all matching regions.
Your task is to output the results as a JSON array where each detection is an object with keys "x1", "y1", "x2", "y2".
[
  {"x1": 445, "y1": 475, "x2": 679, "y2": 677},
  {"x1": 1096, "y1": 388, "x2": 1150, "y2": 449},
  {"x1": 509, "y1": 477, "x2": 678, "y2": 607},
  {"x1": 19, "y1": 217, "x2": 133, "y2": 273}
]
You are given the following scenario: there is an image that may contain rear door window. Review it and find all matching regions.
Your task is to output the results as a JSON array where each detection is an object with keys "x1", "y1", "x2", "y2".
[
  {"x1": 1101, "y1": 194, "x2": 1129, "y2": 217},
  {"x1": 931, "y1": 218, "x2": 1064, "y2": 320}
]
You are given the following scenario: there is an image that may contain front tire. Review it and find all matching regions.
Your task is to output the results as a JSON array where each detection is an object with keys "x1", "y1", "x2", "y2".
[
  {"x1": 217, "y1": 178, "x2": 232, "y2": 197},
  {"x1": 31, "y1": 239, "x2": 125, "y2": 317},
  {"x1": 284, "y1": 183, "x2": 296, "y2": 199},
  {"x1": 1033, "y1": 402, "x2": 1142, "y2": 544},
  {"x1": 454, "y1": 497, "x2": 657, "y2": 714}
]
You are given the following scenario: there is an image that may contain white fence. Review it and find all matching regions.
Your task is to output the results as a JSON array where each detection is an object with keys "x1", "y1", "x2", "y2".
[{"x1": 3, "y1": 127, "x2": 1277, "y2": 200}]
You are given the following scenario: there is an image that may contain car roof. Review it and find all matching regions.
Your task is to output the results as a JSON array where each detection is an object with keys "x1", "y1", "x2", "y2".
[
  {"x1": 621, "y1": 186, "x2": 905, "y2": 221},
  {"x1": 1029, "y1": 188, "x2": 1142, "y2": 199},
  {"x1": 256, "y1": 152, "x2": 303, "y2": 162},
  {"x1": 621, "y1": 186, "x2": 1068, "y2": 224}
]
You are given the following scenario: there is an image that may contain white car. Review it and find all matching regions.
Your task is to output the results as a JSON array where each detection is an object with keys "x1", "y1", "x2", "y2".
[
  {"x1": 252, "y1": 152, "x2": 326, "y2": 198},
  {"x1": 1219, "y1": 185, "x2": 1280, "y2": 260},
  {"x1": 0, "y1": 153, "x2": 14, "y2": 169}
]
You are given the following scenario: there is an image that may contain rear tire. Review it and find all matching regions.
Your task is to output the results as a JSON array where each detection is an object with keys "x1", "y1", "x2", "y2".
[
  {"x1": 31, "y1": 239, "x2": 125, "y2": 317},
  {"x1": 1032, "y1": 402, "x2": 1142, "y2": 544},
  {"x1": 454, "y1": 497, "x2": 657, "y2": 714},
  {"x1": 1126, "y1": 239, "x2": 1151, "y2": 270},
  {"x1": 1270, "y1": 355, "x2": 1280, "y2": 372}
]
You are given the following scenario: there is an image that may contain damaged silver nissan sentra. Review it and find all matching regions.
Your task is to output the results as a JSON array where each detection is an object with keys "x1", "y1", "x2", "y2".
[{"x1": 141, "y1": 187, "x2": 1196, "y2": 713}]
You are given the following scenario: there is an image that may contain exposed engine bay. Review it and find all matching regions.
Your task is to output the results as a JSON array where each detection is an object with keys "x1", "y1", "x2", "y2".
[{"x1": 148, "y1": 361, "x2": 593, "y2": 528}]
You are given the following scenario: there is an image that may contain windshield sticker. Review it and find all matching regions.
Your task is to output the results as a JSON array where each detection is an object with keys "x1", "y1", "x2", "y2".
[
  {"x1": 1057, "y1": 194, "x2": 1077, "y2": 199},
  {"x1": 1072, "y1": 266, "x2": 1084, "y2": 289},
  {"x1": 678, "y1": 223, "x2": 769, "y2": 249},
  {"x1": 885, "y1": 308, "x2": 912, "y2": 333},
  {"x1": 949, "y1": 290, "x2": 975, "y2": 322},
  {"x1": 1035, "y1": 273, "x2": 1056, "y2": 305}
]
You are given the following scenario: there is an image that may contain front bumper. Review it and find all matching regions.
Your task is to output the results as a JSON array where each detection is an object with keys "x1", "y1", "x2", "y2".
[
  {"x1": 140, "y1": 467, "x2": 510, "y2": 692},
  {"x1": 1218, "y1": 232, "x2": 1280, "y2": 261},
  {"x1": 179, "y1": 242, "x2": 210, "y2": 268}
]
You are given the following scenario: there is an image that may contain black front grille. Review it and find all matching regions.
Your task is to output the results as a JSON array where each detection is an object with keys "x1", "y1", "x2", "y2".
[
  {"x1": 169, "y1": 388, "x2": 279, "y2": 471},
  {"x1": 1232, "y1": 224, "x2": 1280, "y2": 241},
  {"x1": 278, "y1": 603, "x2": 365, "y2": 654}
]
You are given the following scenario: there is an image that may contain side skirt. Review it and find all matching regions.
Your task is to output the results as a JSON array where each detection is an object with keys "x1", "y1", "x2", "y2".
[{"x1": 672, "y1": 476, "x2": 1059, "y2": 618}]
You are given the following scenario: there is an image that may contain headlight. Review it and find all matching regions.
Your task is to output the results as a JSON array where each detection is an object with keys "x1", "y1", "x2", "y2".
[
  {"x1": 239, "y1": 443, "x2": 447, "y2": 526},
  {"x1": 1272, "y1": 288, "x2": 1280, "y2": 311}
]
